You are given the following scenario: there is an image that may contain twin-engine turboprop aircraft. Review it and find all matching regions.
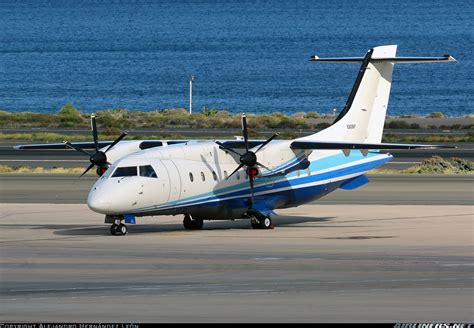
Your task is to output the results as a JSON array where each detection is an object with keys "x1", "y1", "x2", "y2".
[{"x1": 16, "y1": 45, "x2": 456, "y2": 235}]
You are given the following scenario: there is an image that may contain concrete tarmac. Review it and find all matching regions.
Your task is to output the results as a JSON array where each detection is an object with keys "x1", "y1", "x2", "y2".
[{"x1": 0, "y1": 203, "x2": 473, "y2": 322}]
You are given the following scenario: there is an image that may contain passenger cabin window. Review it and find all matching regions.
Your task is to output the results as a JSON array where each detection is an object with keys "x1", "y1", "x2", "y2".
[
  {"x1": 189, "y1": 172, "x2": 194, "y2": 182},
  {"x1": 139, "y1": 165, "x2": 157, "y2": 178},
  {"x1": 112, "y1": 166, "x2": 137, "y2": 177},
  {"x1": 212, "y1": 171, "x2": 217, "y2": 181},
  {"x1": 224, "y1": 170, "x2": 228, "y2": 179},
  {"x1": 201, "y1": 172, "x2": 205, "y2": 182}
]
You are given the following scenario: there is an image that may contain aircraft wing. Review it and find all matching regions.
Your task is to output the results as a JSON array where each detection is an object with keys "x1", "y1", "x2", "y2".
[
  {"x1": 290, "y1": 141, "x2": 456, "y2": 150},
  {"x1": 219, "y1": 140, "x2": 264, "y2": 149},
  {"x1": 13, "y1": 140, "x2": 190, "y2": 150},
  {"x1": 14, "y1": 141, "x2": 115, "y2": 150}
]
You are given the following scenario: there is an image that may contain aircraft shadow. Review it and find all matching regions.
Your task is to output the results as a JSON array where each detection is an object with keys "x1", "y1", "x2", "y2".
[{"x1": 44, "y1": 215, "x2": 335, "y2": 236}]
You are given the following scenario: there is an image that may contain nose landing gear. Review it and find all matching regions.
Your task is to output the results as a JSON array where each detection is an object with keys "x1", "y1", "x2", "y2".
[
  {"x1": 110, "y1": 222, "x2": 128, "y2": 235},
  {"x1": 105, "y1": 215, "x2": 128, "y2": 236}
]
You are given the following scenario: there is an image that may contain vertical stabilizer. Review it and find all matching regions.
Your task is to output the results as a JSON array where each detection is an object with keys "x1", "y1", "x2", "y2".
[
  {"x1": 297, "y1": 46, "x2": 455, "y2": 144},
  {"x1": 299, "y1": 45, "x2": 397, "y2": 143}
]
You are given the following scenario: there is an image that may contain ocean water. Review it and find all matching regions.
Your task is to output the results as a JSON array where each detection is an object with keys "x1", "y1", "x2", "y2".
[{"x1": 0, "y1": 0, "x2": 472, "y2": 116}]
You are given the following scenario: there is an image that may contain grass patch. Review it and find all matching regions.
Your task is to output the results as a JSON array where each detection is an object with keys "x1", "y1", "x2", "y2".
[
  {"x1": 370, "y1": 156, "x2": 474, "y2": 175},
  {"x1": 402, "y1": 156, "x2": 474, "y2": 174},
  {"x1": 3, "y1": 107, "x2": 471, "y2": 131},
  {"x1": 0, "y1": 108, "x2": 315, "y2": 130},
  {"x1": 383, "y1": 133, "x2": 474, "y2": 143},
  {"x1": 0, "y1": 165, "x2": 94, "y2": 174}
]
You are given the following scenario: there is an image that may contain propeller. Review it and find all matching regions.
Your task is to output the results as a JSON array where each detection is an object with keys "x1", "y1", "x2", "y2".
[
  {"x1": 64, "y1": 114, "x2": 127, "y2": 177},
  {"x1": 215, "y1": 113, "x2": 278, "y2": 209}
]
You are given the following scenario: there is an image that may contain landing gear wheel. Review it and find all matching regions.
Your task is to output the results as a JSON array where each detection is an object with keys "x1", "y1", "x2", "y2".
[
  {"x1": 118, "y1": 223, "x2": 128, "y2": 235},
  {"x1": 110, "y1": 223, "x2": 120, "y2": 235},
  {"x1": 183, "y1": 215, "x2": 203, "y2": 230},
  {"x1": 259, "y1": 217, "x2": 272, "y2": 229},
  {"x1": 251, "y1": 217, "x2": 260, "y2": 229},
  {"x1": 193, "y1": 218, "x2": 203, "y2": 229},
  {"x1": 110, "y1": 223, "x2": 127, "y2": 235}
]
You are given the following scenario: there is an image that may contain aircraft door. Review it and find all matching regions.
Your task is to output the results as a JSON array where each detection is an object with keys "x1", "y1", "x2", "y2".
[{"x1": 161, "y1": 159, "x2": 182, "y2": 202}]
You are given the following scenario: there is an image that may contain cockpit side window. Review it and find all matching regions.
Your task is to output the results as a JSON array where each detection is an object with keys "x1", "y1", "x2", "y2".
[
  {"x1": 112, "y1": 166, "x2": 137, "y2": 177},
  {"x1": 139, "y1": 165, "x2": 157, "y2": 178}
]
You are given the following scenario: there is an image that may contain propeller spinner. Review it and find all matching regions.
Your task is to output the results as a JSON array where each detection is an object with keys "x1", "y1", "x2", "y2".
[{"x1": 64, "y1": 114, "x2": 127, "y2": 177}]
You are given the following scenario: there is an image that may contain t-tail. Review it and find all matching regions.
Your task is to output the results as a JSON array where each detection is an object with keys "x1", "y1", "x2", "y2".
[{"x1": 292, "y1": 45, "x2": 456, "y2": 149}]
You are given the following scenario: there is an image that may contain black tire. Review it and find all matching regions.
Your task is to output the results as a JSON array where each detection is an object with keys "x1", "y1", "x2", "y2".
[
  {"x1": 250, "y1": 218, "x2": 260, "y2": 229},
  {"x1": 259, "y1": 217, "x2": 272, "y2": 229},
  {"x1": 110, "y1": 223, "x2": 119, "y2": 235},
  {"x1": 118, "y1": 223, "x2": 128, "y2": 235},
  {"x1": 193, "y1": 218, "x2": 204, "y2": 230},
  {"x1": 183, "y1": 215, "x2": 193, "y2": 230},
  {"x1": 184, "y1": 215, "x2": 203, "y2": 230}
]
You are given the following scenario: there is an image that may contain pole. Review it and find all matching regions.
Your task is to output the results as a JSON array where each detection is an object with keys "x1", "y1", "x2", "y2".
[{"x1": 189, "y1": 76, "x2": 194, "y2": 114}]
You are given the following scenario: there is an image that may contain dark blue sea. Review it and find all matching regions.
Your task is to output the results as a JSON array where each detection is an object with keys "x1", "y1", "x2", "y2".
[{"x1": 0, "y1": 0, "x2": 472, "y2": 116}]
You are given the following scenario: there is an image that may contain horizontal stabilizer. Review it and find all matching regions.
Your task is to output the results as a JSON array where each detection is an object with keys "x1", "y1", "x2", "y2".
[
  {"x1": 339, "y1": 175, "x2": 369, "y2": 190},
  {"x1": 291, "y1": 141, "x2": 456, "y2": 150},
  {"x1": 310, "y1": 54, "x2": 456, "y2": 64}
]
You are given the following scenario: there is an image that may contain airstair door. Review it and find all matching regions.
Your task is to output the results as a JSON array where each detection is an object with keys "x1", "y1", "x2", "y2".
[{"x1": 161, "y1": 159, "x2": 182, "y2": 202}]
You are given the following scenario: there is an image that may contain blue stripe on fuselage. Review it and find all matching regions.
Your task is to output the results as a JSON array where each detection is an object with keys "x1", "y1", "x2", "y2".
[{"x1": 130, "y1": 151, "x2": 391, "y2": 215}]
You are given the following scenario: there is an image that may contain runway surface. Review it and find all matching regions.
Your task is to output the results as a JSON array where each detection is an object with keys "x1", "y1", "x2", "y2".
[
  {"x1": 2, "y1": 141, "x2": 473, "y2": 170},
  {"x1": 0, "y1": 203, "x2": 472, "y2": 322},
  {"x1": 1, "y1": 174, "x2": 472, "y2": 205}
]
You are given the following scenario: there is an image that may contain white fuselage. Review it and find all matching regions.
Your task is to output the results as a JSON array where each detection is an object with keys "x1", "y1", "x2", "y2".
[{"x1": 87, "y1": 140, "x2": 391, "y2": 220}]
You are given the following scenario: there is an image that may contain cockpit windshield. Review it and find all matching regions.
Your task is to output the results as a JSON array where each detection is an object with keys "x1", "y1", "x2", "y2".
[
  {"x1": 112, "y1": 166, "x2": 137, "y2": 177},
  {"x1": 110, "y1": 164, "x2": 157, "y2": 178},
  {"x1": 139, "y1": 165, "x2": 157, "y2": 178}
]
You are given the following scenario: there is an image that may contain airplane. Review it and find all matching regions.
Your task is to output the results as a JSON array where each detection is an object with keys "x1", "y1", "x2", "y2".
[{"x1": 16, "y1": 45, "x2": 456, "y2": 235}]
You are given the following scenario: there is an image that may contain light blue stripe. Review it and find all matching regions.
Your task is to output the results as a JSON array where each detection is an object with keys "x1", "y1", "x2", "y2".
[
  {"x1": 174, "y1": 150, "x2": 378, "y2": 207},
  {"x1": 131, "y1": 152, "x2": 391, "y2": 214}
]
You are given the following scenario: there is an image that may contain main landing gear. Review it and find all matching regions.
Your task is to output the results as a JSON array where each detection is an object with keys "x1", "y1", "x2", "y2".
[
  {"x1": 249, "y1": 214, "x2": 273, "y2": 230},
  {"x1": 183, "y1": 215, "x2": 203, "y2": 230}
]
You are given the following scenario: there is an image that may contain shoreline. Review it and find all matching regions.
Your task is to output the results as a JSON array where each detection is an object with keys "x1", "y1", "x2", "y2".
[{"x1": 1, "y1": 108, "x2": 472, "y2": 131}]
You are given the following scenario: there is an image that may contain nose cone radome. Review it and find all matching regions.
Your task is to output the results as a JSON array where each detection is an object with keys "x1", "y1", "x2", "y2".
[{"x1": 87, "y1": 188, "x2": 111, "y2": 214}]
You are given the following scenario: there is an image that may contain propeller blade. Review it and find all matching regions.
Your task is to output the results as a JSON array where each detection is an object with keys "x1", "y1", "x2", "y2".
[
  {"x1": 215, "y1": 141, "x2": 242, "y2": 157},
  {"x1": 241, "y1": 113, "x2": 249, "y2": 151},
  {"x1": 255, "y1": 133, "x2": 279, "y2": 153},
  {"x1": 80, "y1": 163, "x2": 95, "y2": 178},
  {"x1": 91, "y1": 114, "x2": 99, "y2": 151},
  {"x1": 105, "y1": 131, "x2": 128, "y2": 153},
  {"x1": 64, "y1": 141, "x2": 92, "y2": 156},
  {"x1": 248, "y1": 171, "x2": 255, "y2": 208},
  {"x1": 226, "y1": 163, "x2": 244, "y2": 180},
  {"x1": 256, "y1": 161, "x2": 272, "y2": 172}
]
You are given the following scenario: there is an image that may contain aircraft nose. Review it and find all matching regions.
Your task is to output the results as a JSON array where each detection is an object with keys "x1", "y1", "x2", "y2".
[{"x1": 87, "y1": 188, "x2": 111, "y2": 214}]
